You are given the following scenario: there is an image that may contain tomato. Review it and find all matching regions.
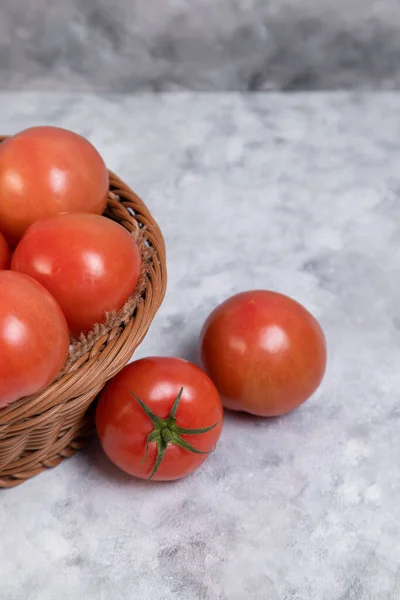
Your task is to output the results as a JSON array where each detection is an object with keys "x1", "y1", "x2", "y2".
[
  {"x1": 200, "y1": 290, "x2": 327, "y2": 417},
  {"x1": 96, "y1": 357, "x2": 224, "y2": 481},
  {"x1": 12, "y1": 213, "x2": 141, "y2": 336},
  {"x1": 0, "y1": 271, "x2": 69, "y2": 408},
  {"x1": 0, "y1": 126, "x2": 109, "y2": 245},
  {"x1": 0, "y1": 231, "x2": 10, "y2": 269}
]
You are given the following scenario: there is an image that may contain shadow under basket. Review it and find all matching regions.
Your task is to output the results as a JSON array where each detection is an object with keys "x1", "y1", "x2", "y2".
[{"x1": 0, "y1": 170, "x2": 167, "y2": 488}]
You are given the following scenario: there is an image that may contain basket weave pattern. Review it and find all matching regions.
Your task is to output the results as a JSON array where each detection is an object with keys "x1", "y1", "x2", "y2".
[{"x1": 0, "y1": 165, "x2": 167, "y2": 488}]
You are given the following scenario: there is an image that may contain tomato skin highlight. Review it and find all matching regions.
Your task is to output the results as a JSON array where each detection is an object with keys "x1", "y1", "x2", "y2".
[
  {"x1": 12, "y1": 213, "x2": 142, "y2": 336},
  {"x1": 0, "y1": 126, "x2": 109, "y2": 245},
  {"x1": 0, "y1": 232, "x2": 10, "y2": 269},
  {"x1": 96, "y1": 357, "x2": 224, "y2": 481},
  {"x1": 200, "y1": 290, "x2": 327, "y2": 417},
  {"x1": 0, "y1": 271, "x2": 69, "y2": 409}
]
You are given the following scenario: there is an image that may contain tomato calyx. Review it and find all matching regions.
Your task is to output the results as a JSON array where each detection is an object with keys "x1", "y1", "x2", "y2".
[{"x1": 130, "y1": 387, "x2": 220, "y2": 480}]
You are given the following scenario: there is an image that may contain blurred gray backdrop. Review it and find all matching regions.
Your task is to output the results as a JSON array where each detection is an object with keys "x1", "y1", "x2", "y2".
[{"x1": 1, "y1": 0, "x2": 400, "y2": 91}]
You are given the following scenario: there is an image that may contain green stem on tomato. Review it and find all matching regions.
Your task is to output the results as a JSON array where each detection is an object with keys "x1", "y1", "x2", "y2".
[{"x1": 130, "y1": 387, "x2": 220, "y2": 480}]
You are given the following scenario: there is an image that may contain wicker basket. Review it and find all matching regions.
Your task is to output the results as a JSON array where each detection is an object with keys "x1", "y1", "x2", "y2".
[{"x1": 0, "y1": 165, "x2": 167, "y2": 488}]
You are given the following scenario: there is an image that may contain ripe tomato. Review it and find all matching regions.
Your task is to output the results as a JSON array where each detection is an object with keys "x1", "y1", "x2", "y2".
[
  {"x1": 0, "y1": 232, "x2": 10, "y2": 269},
  {"x1": 96, "y1": 357, "x2": 224, "y2": 481},
  {"x1": 0, "y1": 271, "x2": 69, "y2": 408},
  {"x1": 0, "y1": 126, "x2": 109, "y2": 245},
  {"x1": 200, "y1": 290, "x2": 327, "y2": 417},
  {"x1": 12, "y1": 213, "x2": 141, "y2": 336}
]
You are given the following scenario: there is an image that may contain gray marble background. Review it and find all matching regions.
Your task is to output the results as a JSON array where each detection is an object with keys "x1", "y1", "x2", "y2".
[
  {"x1": 2, "y1": 0, "x2": 400, "y2": 91},
  {"x1": 1, "y1": 91, "x2": 400, "y2": 599}
]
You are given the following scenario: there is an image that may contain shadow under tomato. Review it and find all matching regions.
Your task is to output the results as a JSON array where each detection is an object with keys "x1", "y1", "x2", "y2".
[
  {"x1": 221, "y1": 405, "x2": 302, "y2": 432},
  {"x1": 178, "y1": 336, "x2": 200, "y2": 366}
]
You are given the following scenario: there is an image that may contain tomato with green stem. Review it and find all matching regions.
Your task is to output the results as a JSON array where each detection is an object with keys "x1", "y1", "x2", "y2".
[{"x1": 96, "y1": 357, "x2": 224, "y2": 481}]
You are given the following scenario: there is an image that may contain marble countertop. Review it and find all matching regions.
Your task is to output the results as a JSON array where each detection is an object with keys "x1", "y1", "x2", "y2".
[{"x1": 1, "y1": 92, "x2": 400, "y2": 600}]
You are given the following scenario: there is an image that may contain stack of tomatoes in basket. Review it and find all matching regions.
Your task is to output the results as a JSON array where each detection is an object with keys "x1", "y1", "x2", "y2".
[
  {"x1": 0, "y1": 125, "x2": 327, "y2": 485},
  {"x1": 0, "y1": 126, "x2": 142, "y2": 408}
]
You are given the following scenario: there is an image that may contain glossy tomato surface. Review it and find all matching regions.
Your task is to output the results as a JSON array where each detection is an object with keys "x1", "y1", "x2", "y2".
[
  {"x1": 0, "y1": 126, "x2": 109, "y2": 245},
  {"x1": 0, "y1": 231, "x2": 10, "y2": 269},
  {"x1": 96, "y1": 357, "x2": 224, "y2": 481},
  {"x1": 0, "y1": 271, "x2": 69, "y2": 409},
  {"x1": 200, "y1": 290, "x2": 327, "y2": 417},
  {"x1": 12, "y1": 213, "x2": 141, "y2": 336}
]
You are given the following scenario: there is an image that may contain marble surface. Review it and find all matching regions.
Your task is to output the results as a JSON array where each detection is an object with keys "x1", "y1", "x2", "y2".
[
  {"x1": 1, "y1": 92, "x2": 400, "y2": 599},
  {"x1": 2, "y1": 0, "x2": 400, "y2": 91}
]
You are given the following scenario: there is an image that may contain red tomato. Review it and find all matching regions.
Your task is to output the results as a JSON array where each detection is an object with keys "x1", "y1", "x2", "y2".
[
  {"x1": 0, "y1": 232, "x2": 10, "y2": 269},
  {"x1": 0, "y1": 271, "x2": 69, "y2": 408},
  {"x1": 96, "y1": 357, "x2": 224, "y2": 481},
  {"x1": 0, "y1": 126, "x2": 109, "y2": 245},
  {"x1": 200, "y1": 290, "x2": 327, "y2": 417},
  {"x1": 12, "y1": 213, "x2": 142, "y2": 336}
]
